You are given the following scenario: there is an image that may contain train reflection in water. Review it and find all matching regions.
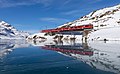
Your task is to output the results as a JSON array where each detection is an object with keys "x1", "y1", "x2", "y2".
[{"x1": 42, "y1": 41, "x2": 93, "y2": 56}]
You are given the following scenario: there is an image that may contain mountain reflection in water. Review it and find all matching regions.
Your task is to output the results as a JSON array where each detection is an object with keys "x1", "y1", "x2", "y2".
[
  {"x1": 0, "y1": 40, "x2": 30, "y2": 58},
  {"x1": 0, "y1": 39, "x2": 120, "y2": 74}
]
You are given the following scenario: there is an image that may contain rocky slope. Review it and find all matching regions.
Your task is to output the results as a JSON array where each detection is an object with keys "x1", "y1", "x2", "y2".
[
  {"x1": 59, "y1": 4, "x2": 120, "y2": 29},
  {"x1": 0, "y1": 21, "x2": 29, "y2": 39},
  {"x1": 58, "y1": 4, "x2": 120, "y2": 41}
]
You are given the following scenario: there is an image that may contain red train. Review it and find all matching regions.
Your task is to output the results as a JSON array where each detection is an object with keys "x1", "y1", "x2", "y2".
[{"x1": 41, "y1": 24, "x2": 93, "y2": 33}]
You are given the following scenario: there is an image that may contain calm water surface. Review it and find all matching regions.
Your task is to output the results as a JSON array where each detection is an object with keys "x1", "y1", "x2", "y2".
[{"x1": 0, "y1": 40, "x2": 119, "y2": 74}]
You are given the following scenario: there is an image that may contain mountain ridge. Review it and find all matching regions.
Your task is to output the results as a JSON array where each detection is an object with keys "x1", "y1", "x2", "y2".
[
  {"x1": 59, "y1": 4, "x2": 120, "y2": 29},
  {"x1": 0, "y1": 21, "x2": 29, "y2": 39}
]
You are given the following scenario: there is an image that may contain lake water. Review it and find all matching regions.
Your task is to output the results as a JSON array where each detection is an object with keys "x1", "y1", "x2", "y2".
[{"x1": 0, "y1": 39, "x2": 119, "y2": 74}]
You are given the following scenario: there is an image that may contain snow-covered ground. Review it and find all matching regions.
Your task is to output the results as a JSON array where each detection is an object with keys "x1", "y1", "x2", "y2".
[
  {"x1": 27, "y1": 33, "x2": 54, "y2": 41},
  {"x1": 88, "y1": 27, "x2": 120, "y2": 41}
]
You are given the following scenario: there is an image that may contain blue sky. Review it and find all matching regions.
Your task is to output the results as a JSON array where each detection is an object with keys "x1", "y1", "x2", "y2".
[{"x1": 0, "y1": 0, "x2": 120, "y2": 33}]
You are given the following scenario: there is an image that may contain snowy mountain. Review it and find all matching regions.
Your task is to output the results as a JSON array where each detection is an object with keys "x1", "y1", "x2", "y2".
[
  {"x1": 0, "y1": 21, "x2": 29, "y2": 39},
  {"x1": 58, "y1": 4, "x2": 120, "y2": 41},
  {"x1": 59, "y1": 4, "x2": 120, "y2": 29}
]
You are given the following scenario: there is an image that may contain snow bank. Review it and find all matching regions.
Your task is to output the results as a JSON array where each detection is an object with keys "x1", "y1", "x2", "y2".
[
  {"x1": 88, "y1": 27, "x2": 120, "y2": 41},
  {"x1": 27, "y1": 33, "x2": 54, "y2": 41}
]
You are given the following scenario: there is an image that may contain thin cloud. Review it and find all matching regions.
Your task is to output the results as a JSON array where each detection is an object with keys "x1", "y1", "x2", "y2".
[
  {"x1": 62, "y1": 0, "x2": 72, "y2": 6},
  {"x1": 88, "y1": 0, "x2": 102, "y2": 4},
  {"x1": 0, "y1": 0, "x2": 53, "y2": 8},
  {"x1": 62, "y1": 10, "x2": 81, "y2": 15},
  {"x1": 61, "y1": 8, "x2": 97, "y2": 18},
  {"x1": 40, "y1": 17, "x2": 70, "y2": 24}
]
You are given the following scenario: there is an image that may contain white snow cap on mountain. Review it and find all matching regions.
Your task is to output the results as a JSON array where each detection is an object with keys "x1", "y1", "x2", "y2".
[{"x1": 0, "y1": 21, "x2": 29, "y2": 39}]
